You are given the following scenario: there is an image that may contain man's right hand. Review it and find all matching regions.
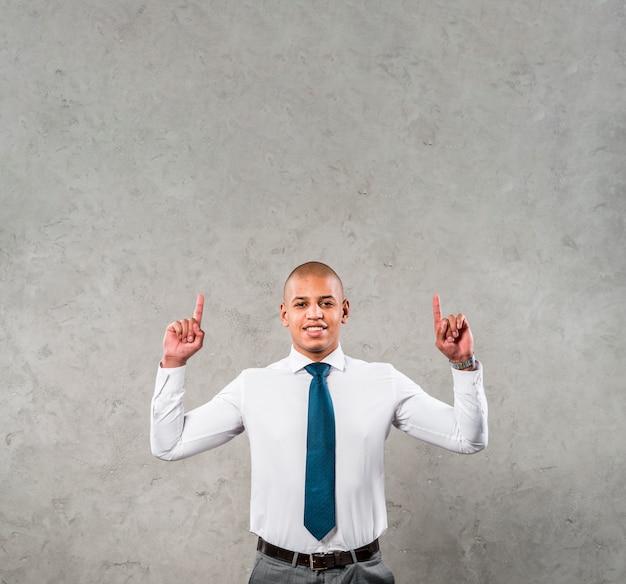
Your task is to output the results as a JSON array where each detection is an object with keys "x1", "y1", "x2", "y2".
[{"x1": 161, "y1": 294, "x2": 205, "y2": 368}]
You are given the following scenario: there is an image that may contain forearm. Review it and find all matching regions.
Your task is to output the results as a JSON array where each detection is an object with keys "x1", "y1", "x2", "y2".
[
  {"x1": 450, "y1": 361, "x2": 488, "y2": 452},
  {"x1": 150, "y1": 364, "x2": 188, "y2": 459}
]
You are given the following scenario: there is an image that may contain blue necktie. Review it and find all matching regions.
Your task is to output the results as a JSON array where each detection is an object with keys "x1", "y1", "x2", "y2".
[{"x1": 304, "y1": 362, "x2": 336, "y2": 540}]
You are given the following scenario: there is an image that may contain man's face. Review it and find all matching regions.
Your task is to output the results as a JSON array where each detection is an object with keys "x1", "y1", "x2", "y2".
[{"x1": 280, "y1": 274, "x2": 350, "y2": 361}]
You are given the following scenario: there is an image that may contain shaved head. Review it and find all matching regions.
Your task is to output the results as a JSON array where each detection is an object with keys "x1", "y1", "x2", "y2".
[{"x1": 284, "y1": 262, "x2": 344, "y2": 299}]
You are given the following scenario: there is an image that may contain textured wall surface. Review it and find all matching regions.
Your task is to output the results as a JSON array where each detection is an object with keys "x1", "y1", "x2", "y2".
[{"x1": 1, "y1": 1, "x2": 625, "y2": 583}]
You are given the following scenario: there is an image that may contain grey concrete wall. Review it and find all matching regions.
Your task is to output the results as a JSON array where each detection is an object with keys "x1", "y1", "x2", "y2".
[{"x1": 1, "y1": 1, "x2": 624, "y2": 582}]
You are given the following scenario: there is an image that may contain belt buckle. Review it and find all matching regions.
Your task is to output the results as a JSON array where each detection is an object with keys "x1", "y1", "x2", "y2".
[{"x1": 309, "y1": 553, "x2": 328, "y2": 571}]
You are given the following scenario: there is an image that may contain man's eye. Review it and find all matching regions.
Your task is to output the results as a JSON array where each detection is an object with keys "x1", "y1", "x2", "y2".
[
  {"x1": 321, "y1": 302, "x2": 334, "y2": 308},
  {"x1": 295, "y1": 302, "x2": 306, "y2": 307}
]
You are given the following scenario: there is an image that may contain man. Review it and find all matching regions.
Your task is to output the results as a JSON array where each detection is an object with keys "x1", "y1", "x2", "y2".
[{"x1": 151, "y1": 261, "x2": 488, "y2": 583}]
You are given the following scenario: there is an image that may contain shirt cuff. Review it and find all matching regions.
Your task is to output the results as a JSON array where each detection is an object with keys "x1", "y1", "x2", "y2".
[
  {"x1": 154, "y1": 362, "x2": 187, "y2": 397},
  {"x1": 451, "y1": 360, "x2": 483, "y2": 390}
]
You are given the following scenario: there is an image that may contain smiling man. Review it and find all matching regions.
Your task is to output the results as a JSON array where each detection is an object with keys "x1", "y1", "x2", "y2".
[
  {"x1": 280, "y1": 263, "x2": 349, "y2": 361},
  {"x1": 150, "y1": 261, "x2": 488, "y2": 583}
]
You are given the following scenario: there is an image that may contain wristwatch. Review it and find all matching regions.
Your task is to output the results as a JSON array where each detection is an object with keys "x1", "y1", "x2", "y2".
[{"x1": 450, "y1": 355, "x2": 475, "y2": 370}]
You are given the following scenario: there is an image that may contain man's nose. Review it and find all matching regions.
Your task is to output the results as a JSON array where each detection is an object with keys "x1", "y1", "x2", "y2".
[{"x1": 306, "y1": 303, "x2": 323, "y2": 319}]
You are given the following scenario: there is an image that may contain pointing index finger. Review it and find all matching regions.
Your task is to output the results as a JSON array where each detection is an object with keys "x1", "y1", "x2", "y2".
[
  {"x1": 194, "y1": 294, "x2": 204, "y2": 325},
  {"x1": 432, "y1": 294, "x2": 442, "y2": 332}
]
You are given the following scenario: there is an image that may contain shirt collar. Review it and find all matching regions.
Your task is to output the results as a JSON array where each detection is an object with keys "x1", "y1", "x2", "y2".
[{"x1": 287, "y1": 344, "x2": 346, "y2": 373}]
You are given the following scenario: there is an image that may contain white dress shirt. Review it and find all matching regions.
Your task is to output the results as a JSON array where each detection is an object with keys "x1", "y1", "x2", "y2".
[{"x1": 151, "y1": 345, "x2": 488, "y2": 554}]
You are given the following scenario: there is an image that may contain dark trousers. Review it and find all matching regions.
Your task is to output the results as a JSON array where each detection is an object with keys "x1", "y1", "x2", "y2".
[{"x1": 248, "y1": 551, "x2": 395, "y2": 583}]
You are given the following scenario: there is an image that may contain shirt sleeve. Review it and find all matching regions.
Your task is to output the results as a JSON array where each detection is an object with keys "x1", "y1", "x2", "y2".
[
  {"x1": 392, "y1": 361, "x2": 488, "y2": 454},
  {"x1": 150, "y1": 364, "x2": 245, "y2": 460}
]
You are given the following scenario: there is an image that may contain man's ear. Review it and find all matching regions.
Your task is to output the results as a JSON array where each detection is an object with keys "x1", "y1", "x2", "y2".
[
  {"x1": 341, "y1": 299, "x2": 350, "y2": 323},
  {"x1": 280, "y1": 302, "x2": 290, "y2": 327}
]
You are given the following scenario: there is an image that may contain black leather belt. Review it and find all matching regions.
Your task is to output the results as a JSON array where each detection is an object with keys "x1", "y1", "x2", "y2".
[{"x1": 257, "y1": 537, "x2": 380, "y2": 571}]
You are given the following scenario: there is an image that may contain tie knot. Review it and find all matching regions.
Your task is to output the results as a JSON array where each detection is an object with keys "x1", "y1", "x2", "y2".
[{"x1": 305, "y1": 362, "x2": 331, "y2": 378}]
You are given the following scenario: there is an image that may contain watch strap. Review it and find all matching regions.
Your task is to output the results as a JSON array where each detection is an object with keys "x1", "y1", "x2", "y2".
[{"x1": 450, "y1": 355, "x2": 475, "y2": 370}]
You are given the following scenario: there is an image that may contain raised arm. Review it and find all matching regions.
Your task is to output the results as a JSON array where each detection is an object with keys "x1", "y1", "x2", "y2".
[
  {"x1": 151, "y1": 293, "x2": 244, "y2": 460},
  {"x1": 392, "y1": 295, "x2": 486, "y2": 453}
]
